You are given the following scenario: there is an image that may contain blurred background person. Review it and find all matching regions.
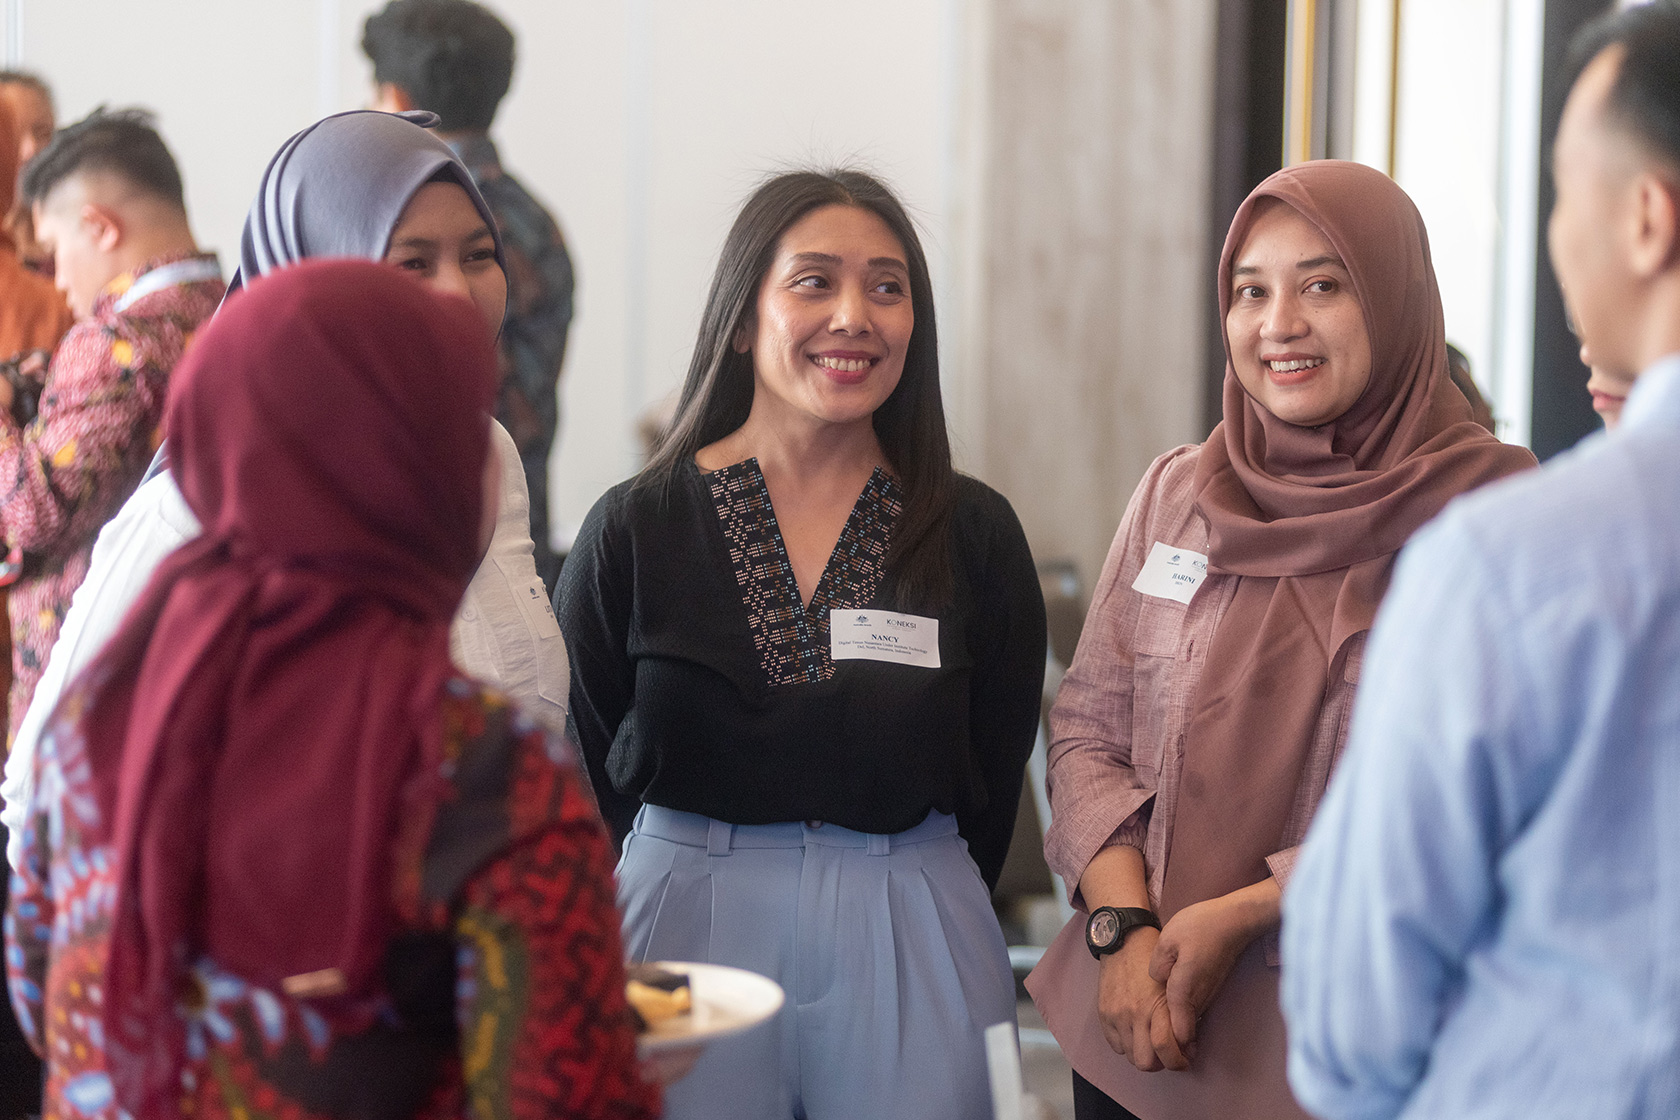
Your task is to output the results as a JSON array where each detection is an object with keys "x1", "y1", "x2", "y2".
[
  {"x1": 7, "y1": 107, "x2": 221, "y2": 741},
  {"x1": 1027, "y1": 161, "x2": 1534, "y2": 1120},
  {"x1": 365, "y1": 0, "x2": 575, "y2": 592},
  {"x1": 0, "y1": 70, "x2": 54, "y2": 273},
  {"x1": 1445, "y1": 342, "x2": 1498, "y2": 433},
  {"x1": 0, "y1": 96, "x2": 72, "y2": 392},
  {"x1": 6, "y1": 258, "x2": 657, "y2": 1119},
  {"x1": 0, "y1": 71, "x2": 53, "y2": 166}
]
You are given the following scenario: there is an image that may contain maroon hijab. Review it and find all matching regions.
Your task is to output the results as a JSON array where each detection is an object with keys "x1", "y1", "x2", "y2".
[
  {"x1": 1159, "y1": 161, "x2": 1535, "y2": 917},
  {"x1": 77, "y1": 259, "x2": 497, "y2": 1114}
]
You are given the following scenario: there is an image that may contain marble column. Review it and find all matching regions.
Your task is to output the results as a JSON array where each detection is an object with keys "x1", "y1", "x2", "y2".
[{"x1": 949, "y1": 0, "x2": 1219, "y2": 592}]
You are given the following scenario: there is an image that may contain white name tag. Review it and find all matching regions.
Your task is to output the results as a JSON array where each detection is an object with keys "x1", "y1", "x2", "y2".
[
  {"x1": 1131, "y1": 542, "x2": 1208, "y2": 605},
  {"x1": 517, "y1": 576, "x2": 563, "y2": 639},
  {"x1": 830, "y1": 609, "x2": 941, "y2": 668}
]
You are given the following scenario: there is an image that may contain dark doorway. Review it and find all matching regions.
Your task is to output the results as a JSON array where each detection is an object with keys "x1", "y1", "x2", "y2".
[
  {"x1": 1206, "y1": 0, "x2": 1289, "y2": 435},
  {"x1": 1531, "y1": 0, "x2": 1616, "y2": 459}
]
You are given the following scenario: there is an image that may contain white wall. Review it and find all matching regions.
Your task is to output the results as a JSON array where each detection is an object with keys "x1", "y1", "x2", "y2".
[
  {"x1": 6, "y1": 0, "x2": 962, "y2": 548},
  {"x1": 965, "y1": 0, "x2": 1214, "y2": 588},
  {"x1": 1352, "y1": 0, "x2": 1543, "y2": 445}
]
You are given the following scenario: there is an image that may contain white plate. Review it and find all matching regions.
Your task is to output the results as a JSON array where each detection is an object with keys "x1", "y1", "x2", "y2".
[{"x1": 634, "y1": 961, "x2": 785, "y2": 1055}]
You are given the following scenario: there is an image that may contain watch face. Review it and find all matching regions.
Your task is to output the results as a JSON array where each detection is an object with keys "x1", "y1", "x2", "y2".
[{"x1": 1088, "y1": 908, "x2": 1119, "y2": 948}]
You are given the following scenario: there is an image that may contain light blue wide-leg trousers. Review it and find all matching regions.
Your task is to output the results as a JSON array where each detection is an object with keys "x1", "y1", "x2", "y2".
[{"x1": 616, "y1": 805, "x2": 1017, "y2": 1120}]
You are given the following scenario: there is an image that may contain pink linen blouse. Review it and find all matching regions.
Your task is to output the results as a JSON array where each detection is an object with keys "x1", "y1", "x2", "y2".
[
  {"x1": 1027, "y1": 443, "x2": 1365, "y2": 1120},
  {"x1": 1042, "y1": 442, "x2": 1364, "y2": 903}
]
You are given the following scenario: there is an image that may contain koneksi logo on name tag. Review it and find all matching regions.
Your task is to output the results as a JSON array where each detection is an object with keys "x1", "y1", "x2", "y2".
[
  {"x1": 1131, "y1": 542, "x2": 1209, "y2": 605},
  {"x1": 830, "y1": 609, "x2": 941, "y2": 668}
]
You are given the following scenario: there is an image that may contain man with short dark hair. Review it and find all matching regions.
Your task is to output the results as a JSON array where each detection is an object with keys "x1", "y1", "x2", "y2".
[
  {"x1": 1282, "y1": 4, "x2": 1680, "y2": 1118},
  {"x1": 363, "y1": 0, "x2": 574, "y2": 588},
  {"x1": 3, "y1": 108, "x2": 221, "y2": 736}
]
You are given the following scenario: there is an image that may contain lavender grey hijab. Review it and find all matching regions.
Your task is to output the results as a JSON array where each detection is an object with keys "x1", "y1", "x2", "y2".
[
  {"x1": 142, "y1": 110, "x2": 506, "y2": 481},
  {"x1": 227, "y1": 109, "x2": 506, "y2": 295}
]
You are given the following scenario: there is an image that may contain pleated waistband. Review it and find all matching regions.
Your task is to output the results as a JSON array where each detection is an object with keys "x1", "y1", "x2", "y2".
[{"x1": 633, "y1": 803, "x2": 959, "y2": 856}]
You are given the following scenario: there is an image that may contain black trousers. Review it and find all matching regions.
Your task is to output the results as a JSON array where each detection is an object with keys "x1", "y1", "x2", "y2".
[
  {"x1": 1073, "y1": 1070, "x2": 1145, "y2": 1120},
  {"x1": 0, "y1": 825, "x2": 43, "y2": 1117}
]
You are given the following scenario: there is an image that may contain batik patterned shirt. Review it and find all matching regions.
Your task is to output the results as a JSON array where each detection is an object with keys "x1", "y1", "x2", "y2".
[
  {"x1": 450, "y1": 134, "x2": 573, "y2": 573},
  {"x1": 6, "y1": 678, "x2": 659, "y2": 1120},
  {"x1": 1, "y1": 251, "x2": 223, "y2": 740}
]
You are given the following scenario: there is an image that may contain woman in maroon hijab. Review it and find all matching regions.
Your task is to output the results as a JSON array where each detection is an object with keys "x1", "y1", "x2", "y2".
[
  {"x1": 4, "y1": 259, "x2": 658, "y2": 1120},
  {"x1": 1026, "y1": 161, "x2": 1537, "y2": 1120}
]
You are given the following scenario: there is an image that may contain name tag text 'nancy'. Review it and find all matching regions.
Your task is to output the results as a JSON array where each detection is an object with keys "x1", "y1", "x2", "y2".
[{"x1": 830, "y1": 609, "x2": 941, "y2": 668}]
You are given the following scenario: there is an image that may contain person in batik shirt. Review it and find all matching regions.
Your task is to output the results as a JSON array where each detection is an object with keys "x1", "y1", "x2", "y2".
[
  {"x1": 452, "y1": 130, "x2": 575, "y2": 589},
  {"x1": 6, "y1": 110, "x2": 221, "y2": 739},
  {"x1": 364, "y1": 0, "x2": 575, "y2": 589}
]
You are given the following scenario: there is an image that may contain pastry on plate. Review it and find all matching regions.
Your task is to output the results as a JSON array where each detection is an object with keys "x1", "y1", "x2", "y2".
[{"x1": 626, "y1": 963, "x2": 692, "y2": 1031}]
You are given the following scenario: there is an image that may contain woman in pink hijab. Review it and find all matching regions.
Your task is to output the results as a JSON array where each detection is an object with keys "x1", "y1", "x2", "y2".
[{"x1": 1026, "y1": 161, "x2": 1536, "y2": 1120}]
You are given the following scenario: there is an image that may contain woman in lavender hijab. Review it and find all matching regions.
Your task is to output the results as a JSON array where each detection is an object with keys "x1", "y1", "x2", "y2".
[{"x1": 1, "y1": 110, "x2": 570, "y2": 867}]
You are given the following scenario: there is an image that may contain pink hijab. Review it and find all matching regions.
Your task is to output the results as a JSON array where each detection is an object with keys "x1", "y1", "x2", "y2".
[{"x1": 1159, "y1": 161, "x2": 1535, "y2": 917}]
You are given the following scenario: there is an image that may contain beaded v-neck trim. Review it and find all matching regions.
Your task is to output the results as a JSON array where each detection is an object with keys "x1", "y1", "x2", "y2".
[{"x1": 705, "y1": 458, "x2": 902, "y2": 686}]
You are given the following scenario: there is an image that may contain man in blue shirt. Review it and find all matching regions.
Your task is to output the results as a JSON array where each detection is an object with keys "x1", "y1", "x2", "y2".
[
  {"x1": 1282, "y1": 5, "x2": 1680, "y2": 1118},
  {"x1": 364, "y1": 0, "x2": 575, "y2": 591}
]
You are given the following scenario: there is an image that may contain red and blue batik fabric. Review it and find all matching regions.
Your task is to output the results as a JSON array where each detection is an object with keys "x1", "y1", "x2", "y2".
[
  {"x1": 0, "y1": 251, "x2": 223, "y2": 741},
  {"x1": 5, "y1": 678, "x2": 659, "y2": 1120}
]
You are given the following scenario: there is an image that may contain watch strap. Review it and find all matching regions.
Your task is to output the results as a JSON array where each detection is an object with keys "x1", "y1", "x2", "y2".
[{"x1": 1114, "y1": 906, "x2": 1161, "y2": 935}]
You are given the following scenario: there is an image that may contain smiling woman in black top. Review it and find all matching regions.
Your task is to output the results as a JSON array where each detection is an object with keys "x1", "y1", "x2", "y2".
[{"x1": 557, "y1": 169, "x2": 1045, "y2": 1120}]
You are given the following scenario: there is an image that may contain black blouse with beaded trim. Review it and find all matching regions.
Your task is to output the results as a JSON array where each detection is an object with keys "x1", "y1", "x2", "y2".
[{"x1": 555, "y1": 457, "x2": 1047, "y2": 890}]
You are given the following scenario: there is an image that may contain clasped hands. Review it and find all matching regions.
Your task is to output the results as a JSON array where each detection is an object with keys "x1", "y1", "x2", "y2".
[{"x1": 1095, "y1": 880, "x2": 1279, "y2": 1073}]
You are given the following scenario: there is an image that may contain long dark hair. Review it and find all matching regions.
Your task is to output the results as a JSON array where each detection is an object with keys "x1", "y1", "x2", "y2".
[{"x1": 642, "y1": 168, "x2": 956, "y2": 607}]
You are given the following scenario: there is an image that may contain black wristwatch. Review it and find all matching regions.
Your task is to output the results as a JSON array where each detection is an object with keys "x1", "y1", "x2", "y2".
[{"x1": 1085, "y1": 906, "x2": 1161, "y2": 960}]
